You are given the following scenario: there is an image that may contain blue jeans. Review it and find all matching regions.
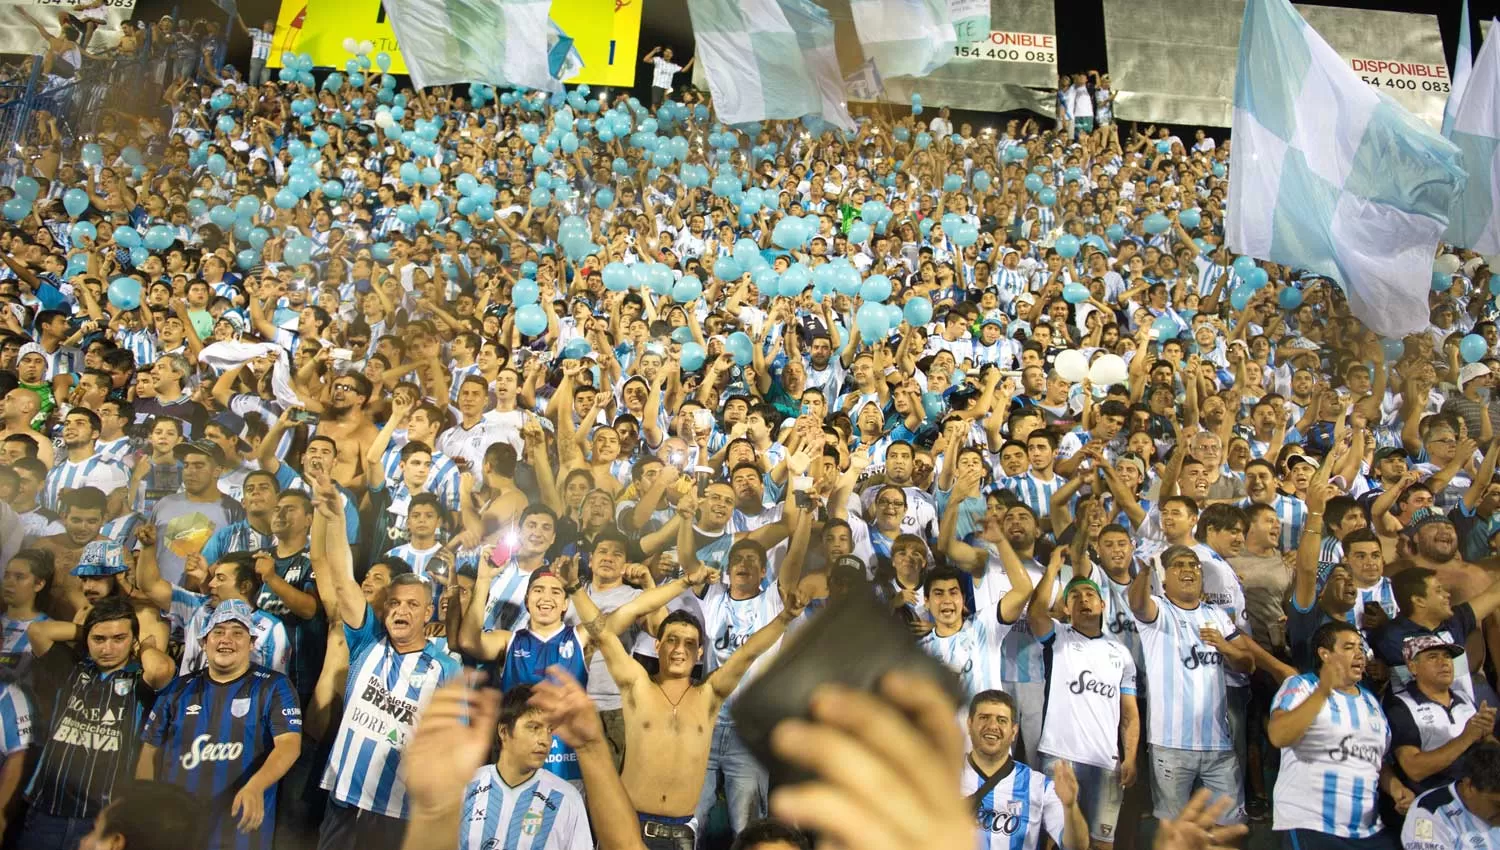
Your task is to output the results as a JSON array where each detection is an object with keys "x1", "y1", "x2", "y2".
[
  {"x1": 694, "y1": 720, "x2": 767, "y2": 844},
  {"x1": 1149, "y1": 745, "x2": 1245, "y2": 824},
  {"x1": 1041, "y1": 756, "x2": 1124, "y2": 844},
  {"x1": 17, "y1": 809, "x2": 94, "y2": 850}
]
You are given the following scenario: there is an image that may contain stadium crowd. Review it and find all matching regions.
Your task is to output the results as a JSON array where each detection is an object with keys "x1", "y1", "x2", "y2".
[{"x1": 0, "y1": 10, "x2": 1496, "y2": 850}]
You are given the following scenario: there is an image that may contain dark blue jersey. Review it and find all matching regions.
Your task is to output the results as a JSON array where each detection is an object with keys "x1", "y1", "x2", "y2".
[{"x1": 143, "y1": 666, "x2": 301, "y2": 850}]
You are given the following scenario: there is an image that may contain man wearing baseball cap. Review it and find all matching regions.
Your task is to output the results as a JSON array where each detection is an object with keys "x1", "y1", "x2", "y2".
[
  {"x1": 1385, "y1": 635, "x2": 1493, "y2": 796},
  {"x1": 139, "y1": 598, "x2": 302, "y2": 850}
]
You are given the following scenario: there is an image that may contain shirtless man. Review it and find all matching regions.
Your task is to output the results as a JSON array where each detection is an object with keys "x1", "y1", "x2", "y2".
[
  {"x1": 0, "y1": 389, "x2": 53, "y2": 466},
  {"x1": 32, "y1": 485, "x2": 109, "y2": 617},
  {"x1": 562, "y1": 558, "x2": 803, "y2": 850},
  {"x1": 315, "y1": 372, "x2": 379, "y2": 492}
]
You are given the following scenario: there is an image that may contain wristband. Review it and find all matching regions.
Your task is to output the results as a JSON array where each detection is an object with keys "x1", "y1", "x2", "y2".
[{"x1": 563, "y1": 582, "x2": 582, "y2": 596}]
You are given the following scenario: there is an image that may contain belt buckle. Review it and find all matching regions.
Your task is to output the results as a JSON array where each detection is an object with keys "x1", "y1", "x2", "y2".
[{"x1": 643, "y1": 822, "x2": 664, "y2": 839}]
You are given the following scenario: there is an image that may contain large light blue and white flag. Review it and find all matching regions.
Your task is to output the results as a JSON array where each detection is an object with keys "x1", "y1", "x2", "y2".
[
  {"x1": 1445, "y1": 0, "x2": 1474, "y2": 136},
  {"x1": 1444, "y1": 20, "x2": 1500, "y2": 253},
  {"x1": 687, "y1": 0, "x2": 854, "y2": 129},
  {"x1": 1226, "y1": 0, "x2": 1466, "y2": 339},
  {"x1": 844, "y1": 58, "x2": 885, "y2": 102},
  {"x1": 848, "y1": 0, "x2": 956, "y2": 79},
  {"x1": 382, "y1": 0, "x2": 559, "y2": 92}
]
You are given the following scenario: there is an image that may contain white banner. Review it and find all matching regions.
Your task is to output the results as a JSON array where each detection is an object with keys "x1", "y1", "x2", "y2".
[
  {"x1": 946, "y1": 0, "x2": 987, "y2": 44},
  {"x1": 951, "y1": 30, "x2": 1056, "y2": 64},
  {"x1": 1104, "y1": 0, "x2": 1448, "y2": 128}
]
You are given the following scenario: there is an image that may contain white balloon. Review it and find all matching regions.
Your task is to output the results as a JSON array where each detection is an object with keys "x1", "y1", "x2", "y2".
[
  {"x1": 1434, "y1": 253, "x2": 1462, "y2": 276},
  {"x1": 1088, "y1": 353, "x2": 1129, "y2": 386},
  {"x1": 358, "y1": 40, "x2": 374, "y2": 56},
  {"x1": 342, "y1": 37, "x2": 358, "y2": 53},
  {"x1": 374, "y1": 110, "x2": 394, "y2": 128},
  {"x1": 1053, "y1": 349, "x2": 1089, "y2": 383}
]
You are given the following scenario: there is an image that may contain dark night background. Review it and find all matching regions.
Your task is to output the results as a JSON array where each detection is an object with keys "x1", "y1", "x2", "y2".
[{"x1": 135, "y1": 0, "x2": 1500, "y2": 110}]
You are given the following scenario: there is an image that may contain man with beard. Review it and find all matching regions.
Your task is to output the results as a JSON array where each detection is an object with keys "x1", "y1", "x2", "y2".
[
  {"x1": 258, "y1": 417, "x2": 362, "y2": 542},
  {"x1": 960, "y1": 690, "x2": 1089, "y2": 850},
  {"x1": 201, "y1": 470, "x2": 276, "y2": 565},
  {"x1": 1027, "y1": 548, "x2": 1139, "y2": 849},
  {"x1": 33, "y1": 486, "x2": 109, "y2": 616},
  {"x1": 306, "y1": 469, "x2": 461, "y2": 850},
  {"x1": 562, "y1": 549, "x2": 805, "y2": 850},
  {"x1": 314, "y1": 373, "x2": 379, "y2": 491},
  {"x1": 40, "y1": 410, "x2": 128, "y2": 514}
]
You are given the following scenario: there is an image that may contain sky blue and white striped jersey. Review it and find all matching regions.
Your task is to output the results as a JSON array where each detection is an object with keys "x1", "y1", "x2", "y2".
[
  {"x1": 40, "y1": 455, "x2": 130, "y2": 512},
  {"x1": 93, "y1": 436, "x2": 134, "y2": 467},
  {"x1": 1136, "y1": 596, "x2": 1238, "y2": 751},
  {"x1": 379, "y1": 443, "x2": 463, "y2": 512},
  {"x1": 990, "y1": 471, "x2": 1065, "y2": 520},
  {"x1": 1271, "y1": 674, "x2": 1389, "y2": 839},
  {"x1": 143, "y1": 667, "x2": 301, "y2": 850},
  {"x1": 1237, "y1": 494, "x2": 1308, "y2": 553},
  {"x1": 99, "y1": 512, "x2": 143, "y2": 548},
  {"x1": 959, "y1": 758, "x2": 1067, "y2": 850},
  {"x1": 1353, "y1": 579, "x2": 1397, "y2": 631},
  {"x1": 1401, "y1": 783, "x2": 1500, "y2": 850},
  {"x1": 201, "y1": 520, "x2": 275, "y2": 566},
  {"x1": 168, "y1": 588, "x2": 290, "y2": 678},
  {"x1": 321, "y1": 606, "x2": 461, "y2": 818},
  {"x1": 483, "y1": 561, "x2": 538, "y2": 632},
  {"x1": 0, "y1": 612, "x2": 45, "y2": 686},
  {"x1": 387, "y1": 542, "x2": 445, "y2": 578},
  {"x1": 920, "y1": 614, "x2": 1013, "y2": 701},
  {"x1": 459, "y1": 764, "x2": 592, "y2": 850},
  {"x1": 0, "y1": 682, "x2": 32, "y2": 757}
]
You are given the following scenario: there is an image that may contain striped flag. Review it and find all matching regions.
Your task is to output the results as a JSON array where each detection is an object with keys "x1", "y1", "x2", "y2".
[
  {"x1": 848, "y1": 0, "x2": 956, "y2": 79},
  {"x1": 687, "y1": 0, "x2": 854, "y2": 129},
  {"x1": 381, "y1": 0, "x2": 560, "y2": 92},
  {"x1": 1445, "y1": 19, "x2": 1500, "y2": 253},
  {"x1": 1225, "y1": 0, "x2": 1466, "y2": 339},
  {"x1": 1444, "y1": 0, "x2": 1474, "y2": 136}
]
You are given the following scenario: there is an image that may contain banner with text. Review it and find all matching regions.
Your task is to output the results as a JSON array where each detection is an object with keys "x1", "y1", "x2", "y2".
[
  {"x1": 268, "y1": 0, "x2": 643, "y2": 88},
  {"x1": 0, "y1": 0, "x2": 136, "y2": 59},
  {"x1": 847, "y1": 0, "x2": 1056, "y2": 115},
  {"x1": 1103, "y1": 0, "x2": 1447, "y2": 128}
]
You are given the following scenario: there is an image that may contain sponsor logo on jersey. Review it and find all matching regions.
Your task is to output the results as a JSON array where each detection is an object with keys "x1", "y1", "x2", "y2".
[
  {"x1": 1181, "y1": 646, "x2": 1222, "y2": 670},
  {"x1": 180, "y1": 734, "x2": 245, "y2": 770},
  {"x1": 185, "y1": 704, "x2": 201, "y2": 716},
  {"x1": 1068, "y1": 669, "x2": 1119, "y2": 699},
  {"x1": 1328, "y1": 734, "x2": 1383, "y2": 767}
]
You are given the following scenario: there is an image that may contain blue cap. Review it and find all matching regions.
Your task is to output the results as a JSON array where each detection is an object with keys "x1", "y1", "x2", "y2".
[
  {"x1": 205, "y1": 599, "x2": 256, "y2": 636},
  {"x1": 71, "y1": 541, "x2": 127, "y2": 578}
]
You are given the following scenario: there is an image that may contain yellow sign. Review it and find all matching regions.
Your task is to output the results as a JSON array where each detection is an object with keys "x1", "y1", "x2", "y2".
[{"x1": 267, "y1": 0, "x2": 643, "y2": 88}]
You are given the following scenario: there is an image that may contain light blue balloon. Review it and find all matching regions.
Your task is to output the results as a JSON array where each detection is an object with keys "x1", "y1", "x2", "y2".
[
  {"x1": 1278, "y1": 287, "x2": 1303, "y2": 310},
  {"x1": 680, "y1": 342, "x2": 707, "y2": 371},
  {"x1": 515, "y1": 304, "x2": 548, "y2": 336},
  {"x1": 904, "y1": 297, "x2": 933, "y2": 326},
  {"x1": 1462, "y1": 334, "x2": 1488, "y2": 363},
  {"x1": 725, "y1": 331, "x2": 754, "y2": 366},
  {"x1": 512, "y1": 280, "x2": 540, "y2": 305},
  {"x1": 1179, "y1": 208, "x2": 1202, "y2": 229},
  {"x1": 860, "y1": 275, "x2": 892, "y2": 303},
  {"x1": 672, "y1": 276, "x2": 704, "y2": 303},
  {"x1": 107, "y1": 277, "x2": 142, "y2": 310},
  {"x1": 1055, "y1": 234, "x2": 1080, "y2": 259}
]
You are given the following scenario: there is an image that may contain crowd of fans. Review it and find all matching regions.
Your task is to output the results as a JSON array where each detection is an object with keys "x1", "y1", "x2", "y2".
[{"x1": 0, "y1": 11, "x2": 1497, "y2": 850}]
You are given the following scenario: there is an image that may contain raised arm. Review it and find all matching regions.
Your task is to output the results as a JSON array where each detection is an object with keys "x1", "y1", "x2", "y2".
[
  {"x1": 309, "y1": 469, "x2": 366, "y2": 629},
  {"x1": 705, "y1": 598, "x2": 802, "y2": 702},
  {"x1": 562, "y1": 557, "x2": 648, "y2": 694}
]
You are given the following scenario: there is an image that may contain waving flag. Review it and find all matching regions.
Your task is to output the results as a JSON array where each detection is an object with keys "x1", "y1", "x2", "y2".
[
  {"x1": 1445, "y1": 0, "x2": 1474, "y2": 136},
  {"x1": 1226, "y1": 0, "x2": 1465, "y2": 339},
  {"x1": 848, "y1": 0, "x2": 956, "y2": 79},
  {"x1": 688, "y1": 0, "x2": 853, "y2": 129},
  {"x1": 1444, "y1": 20, "x2": 1500, "y2": 253},
  {"x1": 382, "y1": 0, "x2": 559, "y2": 92}
]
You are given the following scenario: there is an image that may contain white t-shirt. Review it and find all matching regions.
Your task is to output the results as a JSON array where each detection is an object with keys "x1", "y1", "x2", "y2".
[
  {"x1": 651, "y1": 57, "x2": 682, "y2": 89},
  {"x1": 1037, "y1": 622, "x2": 1137, "y2": 770}
]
